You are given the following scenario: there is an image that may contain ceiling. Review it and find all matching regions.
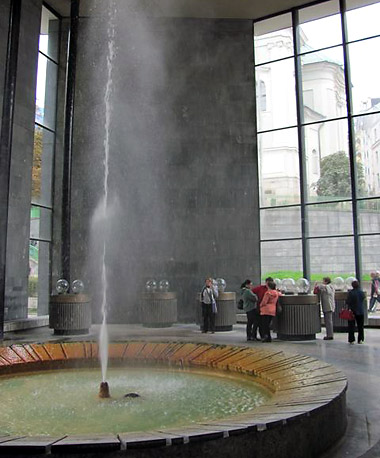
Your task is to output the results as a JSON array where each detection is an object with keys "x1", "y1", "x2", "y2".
[{"x1": 46, "y1": 0, "x2": 316, "y2": 19}]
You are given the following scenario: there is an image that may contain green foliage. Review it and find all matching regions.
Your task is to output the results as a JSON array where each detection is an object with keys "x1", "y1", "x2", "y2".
[
  {"x1": 313, "y1": 151, "x2": 366, "y2": 198},
  {"x1": 262, "y1": 271, "x2": 370, "y2": 281},
  {"x1": 28, "y1": 276, "x2": 38, "y2": 297}
]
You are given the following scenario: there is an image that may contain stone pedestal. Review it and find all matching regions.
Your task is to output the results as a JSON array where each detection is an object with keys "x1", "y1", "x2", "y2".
[
  {"x1": 277, "y1": 294, "x2": 321, "y2": 341},
  {"x1": 49, "y1": 294, "x2": 91, "y2": 335},
  {"x1": 140, "y1": 292, "x2": 177, "y2": 328},
  {"x1": 333, "y1": 291, "x2": 368, "y2": 332},
  {"x1": 197, "y1": 292, "x2": 236, "y2": 332}
]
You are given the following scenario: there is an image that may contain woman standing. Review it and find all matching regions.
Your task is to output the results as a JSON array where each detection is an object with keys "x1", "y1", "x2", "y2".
[
  {"x1": 346, "y1": 280, "x2": 366, "y2": 344},
  {"x1": 240, "y1": 280, "x2": 259, "y2": 341},
  {"x1": 259, "y1": 281, "x2": 281, "y2": 343},
  {"x1": 314, "y1": 277, "x2": 335, "y2": 340}
]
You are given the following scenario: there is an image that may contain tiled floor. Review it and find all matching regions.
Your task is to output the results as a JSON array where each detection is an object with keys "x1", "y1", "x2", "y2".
[{"x1": 3, "y1": 322, "x2": 380, "y2": 458}]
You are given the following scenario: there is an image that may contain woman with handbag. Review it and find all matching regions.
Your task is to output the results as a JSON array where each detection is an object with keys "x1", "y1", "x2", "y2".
[
  {"x1": 346, "y1": 280, "x2": 366, "y2": 344},
  {"x1": 240, "y1": 280, "x2": 259, "y2": 341}
]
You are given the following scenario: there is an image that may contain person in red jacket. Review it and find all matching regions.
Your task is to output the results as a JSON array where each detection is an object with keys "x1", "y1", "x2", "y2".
[
  {"x1": 251, "y1": 277, "x2": 273, "y2": 340},
  {"x1": 251, "y1": 277, "x2": 273, "y2": 304},
  {"x1": 259, "y1": 281, "x2": 281, "y2": 342}
]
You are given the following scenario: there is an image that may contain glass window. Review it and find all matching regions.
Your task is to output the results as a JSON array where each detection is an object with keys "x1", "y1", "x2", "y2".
[
  {"x1": 258, "y1": 128, "x2": 300, "y2": 207},
  {"x1": 31, "y1": 127, "x2": 54, "y2": 207},
  {"x1": 39, "y1": 6, "x2": 59, "y2": 62},
  {"x1": 360, "y1": 234, "x2": 380, "y2": 277},
  {"x1": 309, "y1": 237, "x2": 356, "y2": 278},
  {"x1": 35, "y1": 54, "x2": 58, "y2": 129},
  {"x1": 358, "y1": 199, "x2": 380, "y2": 233},
  {"x1": 353, "y1": 113, "x2": 380, "y2": 198},
  {"x1": 30, "y1": 6, "x2": 60, "y2": 318},
  {"x1": 256, "y1": 58, "x2": 297, "y2": 132},
  {"x1": 299, "y1": 0, "x2": 342, "y2": 52},
  {"x1": 28, "y1": 241, "x2": 50, "y2": 316},
  {"x1": 304, "y1": 119, "x2": 350, "y2": 202},
  {"x1": 260, "y1": 207, "x2": 302, "y2": 240},
  {"x1": 254, "y1": 13, "x2": 293, "y2": 65},
  {"x1": 30, "y1": 206, "x2": 52, "y2": 241},
  {"x1": 301, "y1": 47, "x2": 346, "y2": 121},
  {"x1": 306, "y1": 202, "x2": 354, "y2": 237},
  {"x1": 349, "y1": 37, "x2": 380, "y2": 115},
  {"x1": 261, "y1": 239, "x2": 303, "y2": 280},
  {"x1": 346, "y1": 1, "x2": 380, "y2": 42}
]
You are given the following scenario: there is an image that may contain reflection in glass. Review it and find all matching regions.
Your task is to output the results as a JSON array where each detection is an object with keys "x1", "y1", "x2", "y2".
[
  {"x1": 39, "y1": 6, "x2": 59, "y2": 62},
  {"x1": 299, "y1": 0, "x2": 341, "y2": 52},
  {"x1": 358, "y1": 199, "x2": 380, "y2": 233},
  {"x1": 30, "y1": 206, "x2": 52, "y2": 241},
  {"x1": 360, "y1": 235, "x2": 380, "y2": 275},
  {"x1": 349, "y1": 37, "x2": 380, "y2": 115},
  {"x1": 35, "y1": 54, "x2": 58, "y2": 129},
  {"x1": 301, "y1": 47, "x2": 345, "y2": 121},
  {"x1": 32, "y1": 127, "x2": 54, "y2": 207},
  {"x1": 28, "y1": 241, "x2": 50, "y2": 317},
  {"x1": 254, "y1": 13, "x2": 293, "y2": 65},
  {"x1": 261, "y1": 240, "x2": 302, "y2": 279},
  {"x1": 346, "y1": 1, "x2": 380, "y2": 42},
  {"x1": 354, "y1": 113, "x2": 380, "y2": 198},
  {"x1": 260, "y1": 207, "x2": 301, "y2": 240},
  {"x1": 309, "y1": 237, "x2": 355, "y2": 277},
  {"x1": 306, "y1": 202, "x2": 353, "y2": 237},
  {"x1": 258, "y1": 128, "x2": 300, "y2": 207},
  {"x1": 256, "y1": 58, "x2": 297, "y2": 132},
  {"x1": 303, "y1": 119, "x2": 350, "y2": 202}
]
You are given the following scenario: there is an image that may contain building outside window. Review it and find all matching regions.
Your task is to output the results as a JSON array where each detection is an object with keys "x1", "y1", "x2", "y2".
[
  {"x1": 254, "y1": 0, "x2": 380, "y2": 285},
  {"x1": 28, "y1": 5, "x2": 60, "y2": 316}
]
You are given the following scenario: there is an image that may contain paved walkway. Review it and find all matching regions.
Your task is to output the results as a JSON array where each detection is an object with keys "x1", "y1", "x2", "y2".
[{"x1": 3, "y1": 323, "x2": 380, "y2": 458}]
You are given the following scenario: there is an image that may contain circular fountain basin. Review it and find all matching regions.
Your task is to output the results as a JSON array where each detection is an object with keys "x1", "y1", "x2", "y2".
[{"x1": 0, "y1": 341, "x2": 347, "y2": 458}]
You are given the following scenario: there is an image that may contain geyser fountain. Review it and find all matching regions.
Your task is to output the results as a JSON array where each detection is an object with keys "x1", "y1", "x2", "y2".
[{"x1": 0, "y1": 341, "x2": 347, "y2": 458}]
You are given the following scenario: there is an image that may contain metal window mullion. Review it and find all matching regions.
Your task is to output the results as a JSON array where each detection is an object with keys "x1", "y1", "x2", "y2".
[
  {"x1": 340, "y1": 0, "x2": 361, "y2": 281},
  {"x1": 292, "y1": 9, "x2": 310, "y2": 281},
  {"x1": 62, "y1": 0, "x2": 80, "y2": 283},
  {"x1": 252, "y1": 20, "x2": 262, "y2": 283},
  {"x1": 38, "y1": 50, "x2": 59, "y2": 66}
]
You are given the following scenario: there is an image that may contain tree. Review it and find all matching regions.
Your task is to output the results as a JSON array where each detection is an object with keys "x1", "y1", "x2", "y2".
[
  {"x1": 313, "y1": 151, "x2": 366, "y2": 198},
  {"x1": 32, "y1": 127, "x2": 42, "y2": 199}
]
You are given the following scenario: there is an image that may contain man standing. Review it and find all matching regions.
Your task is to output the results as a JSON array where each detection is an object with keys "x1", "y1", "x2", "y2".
[{"x1": 200, "y1": 277, "x2": 218, "y2": 333}]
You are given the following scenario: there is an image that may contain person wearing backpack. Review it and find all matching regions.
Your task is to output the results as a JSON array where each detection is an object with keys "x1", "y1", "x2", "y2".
[
  {"x1": 240, "y1": 280, "x2": 259, "y2": 341},
  {"x1": 368, "y1": 271, "x2": 380, "y2": 313}
]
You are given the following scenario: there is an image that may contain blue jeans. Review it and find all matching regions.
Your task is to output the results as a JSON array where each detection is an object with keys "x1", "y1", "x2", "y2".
[{"x1": 369, "y1": 296, "x2": 380, "y2": 312}]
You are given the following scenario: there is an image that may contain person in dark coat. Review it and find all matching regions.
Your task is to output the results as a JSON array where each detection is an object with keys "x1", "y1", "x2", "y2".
[
  {"x1": 240, "y1": 280, "x2": 259, "y2": 341},
  {"x1": 346, "y1": 280, "x2": 366, "y2": 344}
]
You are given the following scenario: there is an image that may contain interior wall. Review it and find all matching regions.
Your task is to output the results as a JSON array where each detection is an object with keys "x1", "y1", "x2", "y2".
[
  {"x1": 71, "y1": 13, "x2": 260, "y2": 323},
  {"x1": 2, "y1": 0, "x2": 42, "y2": 320}
]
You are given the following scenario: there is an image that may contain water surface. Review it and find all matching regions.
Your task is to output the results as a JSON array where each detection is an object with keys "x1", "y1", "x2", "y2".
[{"x1": 0, "y1": 366, "x2": 271, "y2": 436}]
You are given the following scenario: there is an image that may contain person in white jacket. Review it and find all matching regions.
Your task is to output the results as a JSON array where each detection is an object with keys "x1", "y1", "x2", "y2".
[{"x1": 314, "y1": 277, "x2": 335, "y2": 340}]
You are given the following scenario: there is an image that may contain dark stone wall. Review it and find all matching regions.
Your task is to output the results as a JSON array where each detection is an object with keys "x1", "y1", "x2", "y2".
[
  {"x1": 0, "y1": 0, "x2": 10, "y2": 120},
  {"x1": 72, "y1": 12, "x2": 259, "y2": 323},
  {"x1": 1, "y1": 0, "x2": 42, "y2": 319}
]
